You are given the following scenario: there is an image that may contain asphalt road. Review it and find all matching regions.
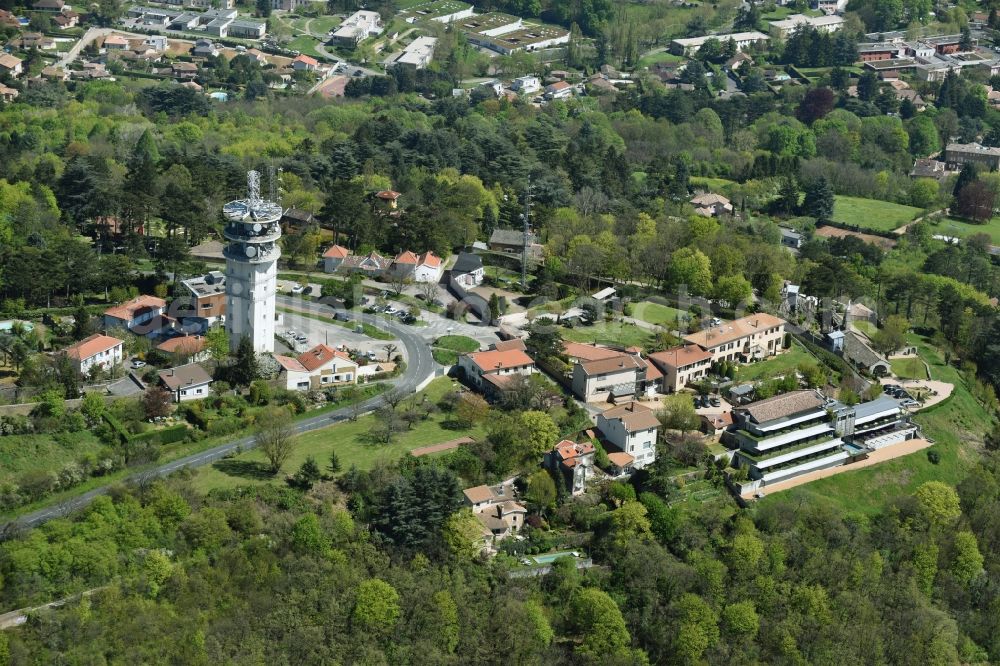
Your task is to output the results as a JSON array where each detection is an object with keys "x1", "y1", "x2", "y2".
[{"x1": 3, "y1": 299, "x2": 436, "y2": 532}]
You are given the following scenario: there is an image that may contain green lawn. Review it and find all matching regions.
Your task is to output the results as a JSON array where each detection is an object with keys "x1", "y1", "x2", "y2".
[
  {"x1": 434, "y1": 335, "x2": 480, "y2": 352},
  {"x1": 431, "y1": 335, "x2": 480, "y2": 365},
  {"x1": 0, "y1": 431, "x2": 105, "y2": 486},
  {"x1": 637, "y1": 50, "x2": 685, "y2": 69},
  {"x1": 562, "y1": 321, "x2": 656, "y2": 349},
  {"x1": 929, "y1": 216, "x2": 1000, "y2": 245},
  {"x1": 690, "y1": 176, "x2": 736, "y2": 190},
  {"x1": 735, "y1": 341, "x2": 816, "y2": 382},
  {"x1": 191, "y1": 377, "x2": 483, "y2": 492},
  {"x1": 285, "y1": 35, "x2": 325, "y2": 60},
  {"x1": 832, "y1": 196, "x2": 922, "y2": 232},
  {"x1": 758, "y1": 337, "x2": 986, "y2": 516},
  {"x1": 632, "y1": 301, "x2": 687, "y2": 329},
  {"x1": 891, "y1": 357, "x2": 928, "y2": 380}
]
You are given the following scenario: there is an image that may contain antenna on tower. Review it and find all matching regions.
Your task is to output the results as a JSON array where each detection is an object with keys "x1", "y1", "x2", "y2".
[
  {"x1": 247, "y1": 170, "x2": 261, "y2": 206},
  {"x1": 268, "y1": 165, "x2": 277, "y2": 204}
]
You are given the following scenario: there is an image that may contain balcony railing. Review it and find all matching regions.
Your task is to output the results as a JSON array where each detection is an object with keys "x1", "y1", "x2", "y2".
[
  {"x1": 760, "y1": 450, "x2": 850, "y2": 484},
  {"x1": 740, "y1": 435, "x2": 842, "y2": 465},
  {"x1": 739, "y1": 422, "x2": 834, "y2": 452}
]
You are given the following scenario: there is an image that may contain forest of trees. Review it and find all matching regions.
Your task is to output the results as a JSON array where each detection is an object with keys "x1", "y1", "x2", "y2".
[{"x1": 1, "y1": 450, "x2": 999, "y2": 664}]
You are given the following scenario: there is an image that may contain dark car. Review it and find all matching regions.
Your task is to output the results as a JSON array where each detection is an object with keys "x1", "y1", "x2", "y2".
[{"x1": 709, "y1": 396, "x2": 721, "y2": 407}]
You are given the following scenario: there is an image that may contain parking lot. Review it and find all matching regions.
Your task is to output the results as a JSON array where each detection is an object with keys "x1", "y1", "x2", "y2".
[{"x1": 277, "y1": 312, "x2": 401, "y2": 362}]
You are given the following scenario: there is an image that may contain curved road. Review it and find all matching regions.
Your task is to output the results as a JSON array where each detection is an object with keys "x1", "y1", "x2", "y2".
[{"x1": 4, "y1": 299, "x2": 435, "y2": 532}]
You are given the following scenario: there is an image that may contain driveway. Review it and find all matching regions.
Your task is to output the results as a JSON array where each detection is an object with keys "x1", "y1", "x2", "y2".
[{"x1": 106, "y1": 375, "x2": 142, "y2": 397}]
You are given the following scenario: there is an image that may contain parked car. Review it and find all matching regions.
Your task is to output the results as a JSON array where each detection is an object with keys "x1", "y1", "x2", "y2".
[
  {"x1": 334, "y1": 311, "x2": 349, "y2": 321},
  {"x1": 709, "y1": 396, "x2": 721, "y2": 407},
  {"x1": 130, "y1": 359, "x2": 146, "y2": 369},
  {"x1": 291, "y1": 284, "x2": 304, "y2": 295}
]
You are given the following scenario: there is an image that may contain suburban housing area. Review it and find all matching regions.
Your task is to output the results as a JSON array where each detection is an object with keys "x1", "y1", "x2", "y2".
[{"x1": 2, "y1": 0, "x2": 1000, "y2": 661}]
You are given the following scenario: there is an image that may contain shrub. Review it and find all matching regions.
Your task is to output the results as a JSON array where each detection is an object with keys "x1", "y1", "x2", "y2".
[{"x1": 927, "y1": 449, "x2": 940, "y2": 465}]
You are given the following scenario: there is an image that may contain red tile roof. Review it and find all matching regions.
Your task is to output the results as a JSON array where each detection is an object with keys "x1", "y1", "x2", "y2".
[
  {"x1": 274, "y1": 354, "x2": 308, "y2": 372},
  {"x1": 600, "y1": 402, "x2": 660, "y2": 432},
  {"x1": 376, "y1": 190, "x2": 400, "y2": 200},
  {"x1": 297, "y1": 344, "x2": 355, "y2": 372},
  {"x1": 418, "y1": 251, "x2": 441, "y2": 268},
  {"x1": 394, "y1": 250, "x2": 419, "y2": 264},
  {"x1": 644, "y1": 358, "x2": 663, "y2": 381},
  {"x1": 103, "y1": 294, "x2": 166, "y2": 322},
  {"x1": 554, "y1": 439, "x2": 594, "y2": 462},
  {"x1": 607, "y1": 451, "x2": 634, "y2": 467},
  {"x1": 323, "y1": 244, "x2": 350, "y2": 259},
  {"x1": 156, "y1": 335, "x2": 205, "y2": 355},
  {"x1": 648, "y1": 344, "x2": 713, "y2": 370},
  {"x1": 493, "y1": 338, "x2": 526, "y2": 352},
  {"x1": 563, "y1": 341, "x2": 622, "y2": 363},
  {"x1": 294, "y1": 54, "x2": 318, "y2": 66},
  {"x1": 465, "y1": 348, "x2": 534, "y2": 373},
  {"x1": 64, "y1": 334, "x2": 122, "y2": 361}
]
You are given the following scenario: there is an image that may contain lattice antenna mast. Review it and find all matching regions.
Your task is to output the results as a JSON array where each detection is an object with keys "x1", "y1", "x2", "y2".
[
  {"x1": 268, "y1": 165, "x2": 277, "y2": 205},
  {"x1": 247, "y1": 170, "x2": 261, "y2": 207}
]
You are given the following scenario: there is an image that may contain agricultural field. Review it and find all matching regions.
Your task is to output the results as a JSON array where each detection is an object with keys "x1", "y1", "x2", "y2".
[
  {"x1": 832, "y1": 195, "x2": 922, "y2": 232},
  {"x1": 192, "y1": 377, "x2": 484, "y2": 492}
]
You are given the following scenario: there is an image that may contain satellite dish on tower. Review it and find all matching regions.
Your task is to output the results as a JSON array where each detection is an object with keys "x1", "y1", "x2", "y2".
[
  {"x1": 252, "y1": 223, "x2": 262, "y2": 233},
  {"x1": 245, "y1": 245, "x2": 257, "y2": 258}
]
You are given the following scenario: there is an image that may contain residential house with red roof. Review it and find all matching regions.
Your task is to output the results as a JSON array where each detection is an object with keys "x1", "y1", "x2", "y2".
[
  {"x1": 545, "y1": 439, "x2": 595, "y2": 495},
  {"x1": 63, "y1": 334, "x2": 124, "y2": 375},
  {"x1": 390, "y1": 250, "x2": 443, "y2": 283},
  {"x1": 155, "y1": 335, "x2": 208, "y2": 363},
  {"x1": 683, "y1": 313, "x2": 785, "y2": 364},
  {"x1": 292, "y1": 54, "x2": 319, "y2": 71},
  {"x1": 274, "y1": 343, "x2": 358, "y2": 390},
  {"x1": 103, "y1": 295, "x2": 169, "y2": 337},
  {"x1": 457, "y1": 341, "x2": 535, "y2": 398},
  {"x1": 648, "y1": 344, "x2": 713, "y2": 393},
  {"x1": 463, "y1": 482, "x2": 526, "y2": 551},
  {"x1": 596, "y1": 402, "x2": 660, "y2": 471},
  {"x1": 322, "y1": 244, "x2": 351, "y2": 273}
]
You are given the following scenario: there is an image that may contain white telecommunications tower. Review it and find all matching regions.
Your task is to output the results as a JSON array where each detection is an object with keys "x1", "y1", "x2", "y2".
[{"x1": 223, "y1": 170, "x2": 282, "y2": 353}]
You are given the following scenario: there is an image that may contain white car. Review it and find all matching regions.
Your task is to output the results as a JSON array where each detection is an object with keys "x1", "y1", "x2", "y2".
[
  {"x1": 291, "y1": 284, "x2": 304, "y2": 295},
  {"x1": 130, "y1": 359, "x2": 146, "y2": 369}
]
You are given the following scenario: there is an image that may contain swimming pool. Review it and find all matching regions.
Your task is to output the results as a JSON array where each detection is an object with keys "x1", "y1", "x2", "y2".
[
  {"x1": 209, "y1": 92, "x2": 229, "y2": 102},
  {"x1": 0, "y1": 320, "x2": 34, "y2": 333},
  {"x1": 532, "y1": 551, "x2": 579, "y2": 564}
]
